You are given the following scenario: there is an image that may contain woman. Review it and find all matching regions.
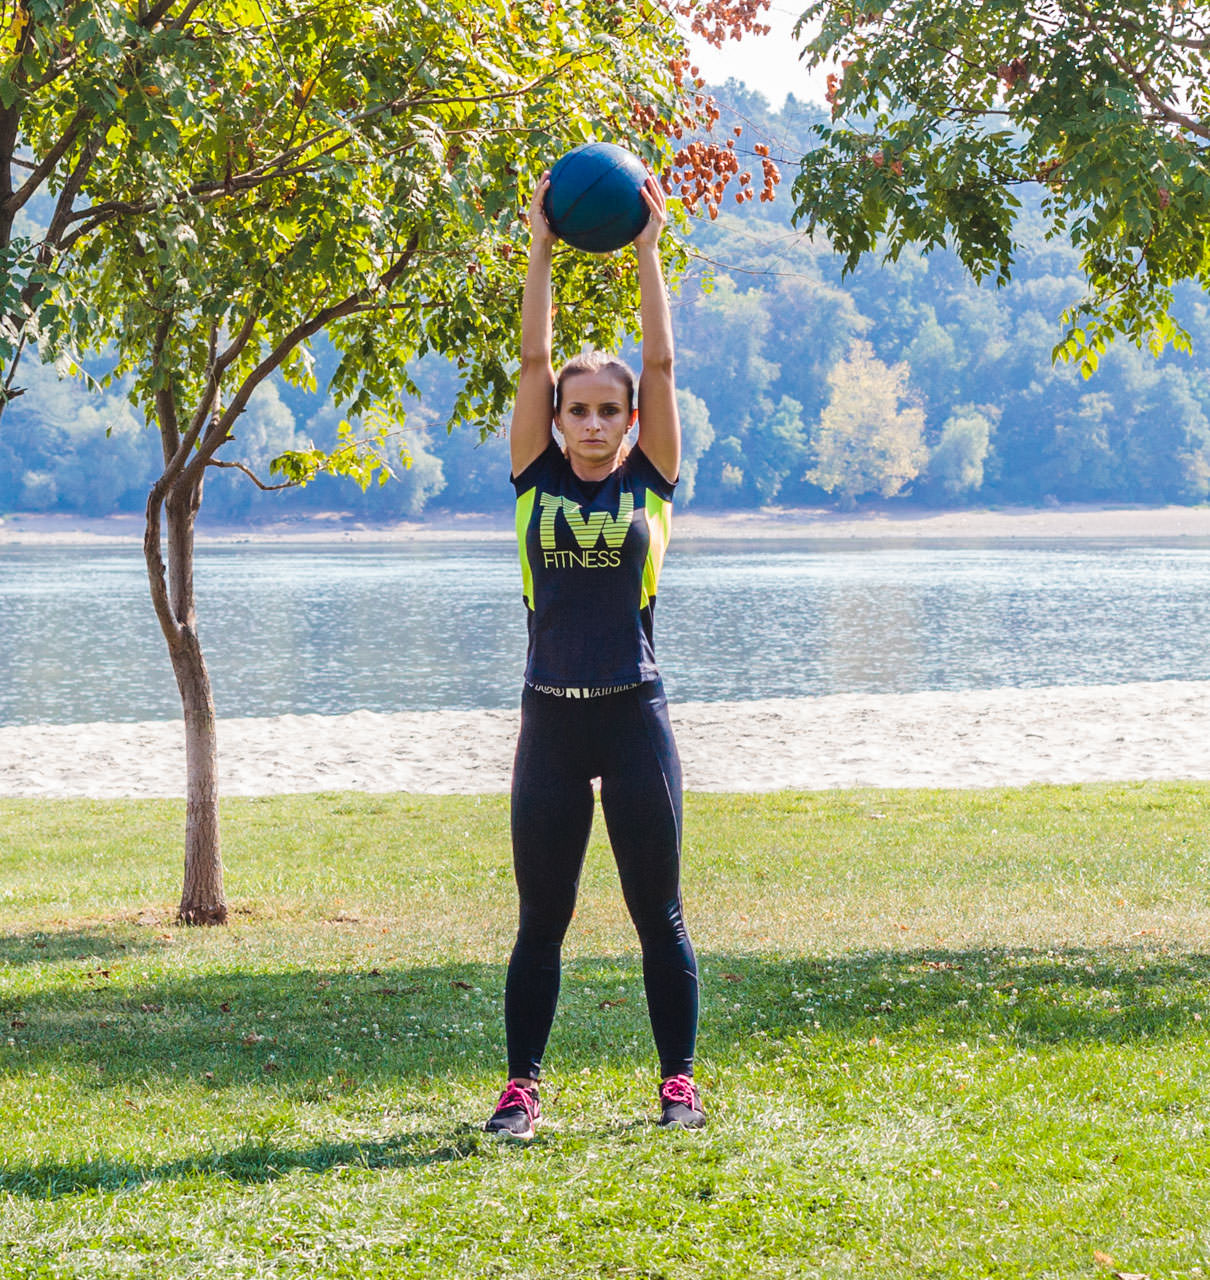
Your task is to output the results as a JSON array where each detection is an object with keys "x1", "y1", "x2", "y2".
[{"x1": 485, "y1": 169, "x2": 703, "y2": 1138}]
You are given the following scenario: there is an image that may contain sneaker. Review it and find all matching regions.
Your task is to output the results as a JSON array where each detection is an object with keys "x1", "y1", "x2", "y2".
[
  {"x1": 485, "y1": 1080, "x2": 540, "y2": 1139},
  {"x1": 659, "y1": 1074, "x2": 705, "y2": 1129}
]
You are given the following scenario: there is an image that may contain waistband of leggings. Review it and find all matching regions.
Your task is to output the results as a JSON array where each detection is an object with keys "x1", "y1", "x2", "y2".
[{"x1": 524, "y1": 680, "x2": 644, "y2": 700}]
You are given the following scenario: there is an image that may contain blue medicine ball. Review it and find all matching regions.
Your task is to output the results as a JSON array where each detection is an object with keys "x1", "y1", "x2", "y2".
[{"x1": 543, "y1": 142, "x2": 651, "y2": 254}]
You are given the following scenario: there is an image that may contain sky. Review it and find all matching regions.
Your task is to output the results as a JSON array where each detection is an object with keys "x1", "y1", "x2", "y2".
[{"x1": 685, "y1": 4, "x2": 830, "y2": 111}]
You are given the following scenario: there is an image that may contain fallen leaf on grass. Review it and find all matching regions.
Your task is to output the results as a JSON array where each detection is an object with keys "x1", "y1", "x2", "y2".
[
  {"x1": 139, "y1": 1003, "x2": 163, "y2": 1014},
  {"x1": 598, "y1": 999, "x2": 627, "y2": 1009},
  {"x1": 262, "y1": 1061, "x2": 280, "y2": 1073},
  {"x1": 219, "y1": 1002, "x2": 231, "y2": 1013},
  {"x1": 1112, "y1": 1272, "x2": 1149, "y2": 1280},
  {"x1": 10, "y1": 1019, "x2": 26, "y2": 1030},
  {"x1": 451, "y1": 980, "x2": 473, "y2": 990},
  {"x1": 242, "y1": 1033, "x2": 265, "y2": 1046},
  {"x1": 1093, "y1": 1253, "x2": 1115, "y2": 1268},
  {"x1": 722, "y1": 973, "x2": 743, "y2": 983}
]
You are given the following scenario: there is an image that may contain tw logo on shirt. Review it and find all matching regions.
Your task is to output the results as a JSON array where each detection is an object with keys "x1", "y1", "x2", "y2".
[{"x1": 539, "y1": 492, "x2": 634, "y2": 568}]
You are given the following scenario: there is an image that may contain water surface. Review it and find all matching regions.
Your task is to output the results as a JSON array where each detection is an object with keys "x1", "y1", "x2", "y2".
[{"x1": 2, "y1": 538, "x2": 1209, "y2": 725}]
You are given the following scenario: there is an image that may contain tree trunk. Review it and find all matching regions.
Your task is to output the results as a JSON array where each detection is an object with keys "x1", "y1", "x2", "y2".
[
  {"x1": 171, "y1": 626, "x2": 226, "y2": 926},
  {"x1": 145, "y1": 469, "x2": 228, "y2": 926}
]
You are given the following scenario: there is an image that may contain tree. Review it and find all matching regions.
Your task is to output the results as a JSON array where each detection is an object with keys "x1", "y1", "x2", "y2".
[
  {"x1": 675, "y1": 273, "x2": 779, "y2": 504},
  {"x1": 792, "y1": 0, "x2": 1210, "y2": 373},
  {"x1": 928, "y1": 405, "x2": 994, "y2": 497},
  {"x1": 807, "y1": 338, "x2": 926, "y2": 503},
  {"x1": 674, "y1": 386, "x2": 714, "y2": 504},
  {"x1": 6, "y1": 0, "x2": 764, "y2": 923},
  {"x1": 745, "y1": 392, "x2": 808, "y2": 504}
]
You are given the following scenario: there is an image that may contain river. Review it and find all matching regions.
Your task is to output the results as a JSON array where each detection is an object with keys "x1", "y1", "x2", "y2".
[{"x1": 3, "y1": 538, "x2": 1210, "y2": 725}]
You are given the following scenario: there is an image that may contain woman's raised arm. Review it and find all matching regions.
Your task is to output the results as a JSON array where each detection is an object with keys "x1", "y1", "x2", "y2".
[
  {"x1": 634, "y1": 176, "x2": 680, "y2": 485},
  {"x1": 510, "y1": 175, "x2": 558, "y2": 477}
]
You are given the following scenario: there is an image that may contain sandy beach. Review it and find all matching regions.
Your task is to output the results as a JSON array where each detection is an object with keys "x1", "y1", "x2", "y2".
[
  {"x1": 5, "y1": 505, "x2": 1210, "y2": 797},
  {"x1": 4, "y1": 680, "x2": 1210, "y2": 798}
]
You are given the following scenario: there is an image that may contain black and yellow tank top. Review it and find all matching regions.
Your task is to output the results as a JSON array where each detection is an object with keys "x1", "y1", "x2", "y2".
[{"x1": 511, "y1": 441, "x2": 675, "y2": 693}]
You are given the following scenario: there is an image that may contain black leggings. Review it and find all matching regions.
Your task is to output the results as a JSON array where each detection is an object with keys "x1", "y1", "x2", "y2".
[{"x1": 506, "y1": 679, "x2": 698, "y2": 1080}]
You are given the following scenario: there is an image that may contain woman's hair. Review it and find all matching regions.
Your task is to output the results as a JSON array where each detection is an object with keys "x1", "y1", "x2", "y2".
[{"x1": 554, "y1": 350, "x2": 637, "y2": 414}]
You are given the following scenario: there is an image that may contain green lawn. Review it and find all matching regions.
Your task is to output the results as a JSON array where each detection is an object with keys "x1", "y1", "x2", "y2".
[{"x1": 1, "y1": 784, "x2": 1208, "y2": 1278}]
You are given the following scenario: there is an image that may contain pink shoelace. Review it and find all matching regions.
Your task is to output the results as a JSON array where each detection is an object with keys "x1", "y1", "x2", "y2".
[
  {"x1": 660, "y1": 1074, "x2": 697, "y2": 1107},
  {"x1": 495, "y1": 1081, "x2": 539, "y2": 1118}
]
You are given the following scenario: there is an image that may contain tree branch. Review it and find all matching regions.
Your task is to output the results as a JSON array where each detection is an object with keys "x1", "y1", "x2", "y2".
[
  {"x1": 207, "y1": 459, "x2": 298, "y2": 490},
  {"x1": 1067, "y1": 0, "x2": 1210, "y2": 141},
  {"x1": 183, "y1": 230, "x2": 421, "y2": 483},
  {"x1": 32, "y1": 130, "x2": 102, "y2": 260},
  {"x1": 60, "y1": 46, "x2": 588, "y2": 237},
  {"x1": 1, "y1": 333, "x2": 28, "y2": 402},
  {"x1": 27, "y1": 48, "x2": 84, "y2": 94},
  {"x1": 150, "y1": 313, "x2": 201, "y2": 480},
  {"x1": 157, "y1": 330, "x2": 223, "y2": 484},
  {"x1": 1113, "y1": 49, "x2": 1210, "y2": 140},
  {"x1": 154, "y1": 365, "x2": 182, "y2": 467},
  {"x1": 141, "y1": 0, "x2": 187, "y2": 29},
  {"x1": 180, "y1": 323, "x2": 221, "y2": 445},
  {"x1": 1085, "y1": 4, "x2": 1210, "y2": 52},
  {"x1": 165, "y1": 0, "x2": 207, "y2": 29},
  {"x1": 169, "y1": 306, "x2": 260, "y2": 468},
  {"x1": 144, "y1": 479, "x2": 181, "y2": 643},
  {"x1": 216, "y1": 308, "x2": 260, "y2": 373},
  {"x1": 144, "y1": 323, "x2": 187, "y2": 641},
  {"x1": 0, "y1": 56, "x2": 28, "y2": 217}
]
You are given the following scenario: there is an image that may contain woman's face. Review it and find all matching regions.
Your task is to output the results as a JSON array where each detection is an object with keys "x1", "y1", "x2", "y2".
[{"x1": 555, "y1": 370, "x2": 637, "y2": 479}]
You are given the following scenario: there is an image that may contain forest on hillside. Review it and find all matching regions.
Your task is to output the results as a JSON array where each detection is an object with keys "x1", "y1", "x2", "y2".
[{"x1": 5, "y1": 84, "x2": 1210, "y2": 520}]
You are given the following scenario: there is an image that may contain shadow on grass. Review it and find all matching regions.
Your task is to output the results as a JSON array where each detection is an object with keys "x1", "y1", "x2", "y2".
[
  {"x1": 1, "y1": 1131, "x2": 483, "y2": 1199},
  {"x1": 3, "y1": 945, "x2": 1208, "y2": 1197},
  {"x1": 4, "y1": 946, "x2": 1206, "y2": 1079},
  {"x1": 0, "y1": 925, "x2": 165, "y2": 967}
]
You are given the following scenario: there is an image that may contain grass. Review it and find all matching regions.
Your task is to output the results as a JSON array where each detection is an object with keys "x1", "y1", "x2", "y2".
[{"x1": 1, "y1": 783, "x2": 1209, "y2": 1278}]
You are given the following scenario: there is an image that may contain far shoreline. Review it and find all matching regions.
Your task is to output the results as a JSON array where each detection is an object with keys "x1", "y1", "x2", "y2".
[{"x1": 4, "y1": 502, "x2": 1210, "y2": 546}]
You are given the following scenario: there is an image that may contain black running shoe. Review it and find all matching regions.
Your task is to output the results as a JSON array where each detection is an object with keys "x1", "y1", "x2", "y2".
[
  {"x1": 485, "y1": 1080, "x2": 540, "y2": 1140},
  {"x1": 659, "y1": 1074, "x2": 705, "y2": 1129}
]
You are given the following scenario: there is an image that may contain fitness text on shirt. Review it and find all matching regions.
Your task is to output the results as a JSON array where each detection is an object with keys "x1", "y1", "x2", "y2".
[{"x1": 539, "y1": 492, "x2": 635, "y2": 569}]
